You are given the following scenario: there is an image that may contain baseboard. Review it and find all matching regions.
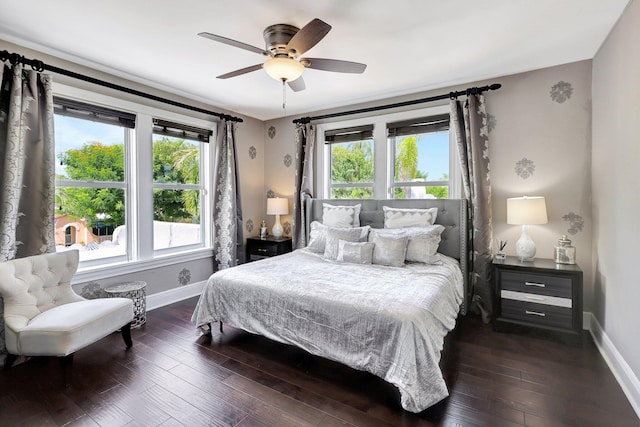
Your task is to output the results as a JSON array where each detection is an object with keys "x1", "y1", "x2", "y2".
[
  {"x1": 584, "y1": 311, "x2": 640, "y2": 418},
  {"x1": 146, "y1": 280, "x2": 206, "y2": 312}
]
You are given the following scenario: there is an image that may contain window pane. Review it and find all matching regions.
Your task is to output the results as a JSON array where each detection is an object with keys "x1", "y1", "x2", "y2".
[
  {"x1": 330, "y1": 187, "x2": 373, "y2": 199},
  {"x1": 393, "y1": 186, "x2": 448, "y2": 199},
  {"x1": 153, "y1": 189, "x2": 201, "y2": 250},
  {"x1": 153, "y1": 135, "x2": 200, "y2": 185},
  {"x1": 55, "y1": 115, "x2": 125, "y2": 181},
  {"x1": 54, "y1": 113, "x2": 127, "y2": 262},
  {"x1": 330, "y1": 140, "x2": 374, "y2": 184},
  {"x1": 55, "y1": 188, "x2": 126, "y2": 261},
  {"x1": 393, "y1": 132, "x2": 449, "y2": 183}
]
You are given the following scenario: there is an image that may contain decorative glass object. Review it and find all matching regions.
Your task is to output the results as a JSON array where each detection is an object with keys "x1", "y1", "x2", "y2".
[
  {"x1": 554, "y1": 235, "x2": 576, "y2": 265},
  {"x1": 259, "y1": 220, "x2": 268, "y2": 239}
]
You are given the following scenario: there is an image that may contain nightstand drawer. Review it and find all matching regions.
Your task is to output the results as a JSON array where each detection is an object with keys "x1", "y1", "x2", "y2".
[
  {"x1": 501, "y1": 290, "x2": 572, "y2": 308},
  {"x1": 501, "y1": 299, "x2": 572, "y2": 329},
  {"x1": 249, "y1": 240, "x2": 280, "y2": 256},
  {"x1": 501, "y1": 271, "x2": 572, "y2": 298}
]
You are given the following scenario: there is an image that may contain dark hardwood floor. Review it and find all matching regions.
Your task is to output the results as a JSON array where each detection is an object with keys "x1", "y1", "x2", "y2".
[{"x1": 0, "y1": 297, "x2": 637, "y2": 427}]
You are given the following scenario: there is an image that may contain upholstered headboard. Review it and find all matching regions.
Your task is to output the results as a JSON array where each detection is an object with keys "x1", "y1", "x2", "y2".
[{"x1": 305, "y1": 198, "x2": 469, "y2": 315}]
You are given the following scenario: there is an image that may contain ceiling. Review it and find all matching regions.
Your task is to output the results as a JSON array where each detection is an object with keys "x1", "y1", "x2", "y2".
[{"x1": 0, "y1": 0, "x2": 630, "y2": 121}]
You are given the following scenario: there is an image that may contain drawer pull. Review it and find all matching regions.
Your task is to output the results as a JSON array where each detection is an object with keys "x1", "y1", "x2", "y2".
[
  {"x1": 524, "y1": 295, "x2": 545, "y2": 301},
  {"x1": 257, "y1": 248, "x2": 268, "y2": 253},
  {"x1": 525, "y1": 310, "x2": 546, "y2": 317},
  {"x1": 524, "y1": 281, "x2": 546, "y2": 288}
]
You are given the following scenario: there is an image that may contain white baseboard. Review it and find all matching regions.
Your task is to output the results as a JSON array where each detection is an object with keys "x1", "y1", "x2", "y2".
[
  {"x1": 584, "y1": 312, "x2": 640, "y2": 419},
  {"x1": 146, "y1": 280, "x2": 206, "y2": 312}
]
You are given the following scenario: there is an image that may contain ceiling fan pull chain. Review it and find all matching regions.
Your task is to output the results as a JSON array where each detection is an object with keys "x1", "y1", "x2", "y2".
[{"x1": 282, "y1": 79, "x2": 286, "y2": 110}]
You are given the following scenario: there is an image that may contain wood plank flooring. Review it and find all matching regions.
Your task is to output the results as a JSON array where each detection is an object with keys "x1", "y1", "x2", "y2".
[{"x1": 0, "y1": 297, "x2": 637, "y2": 426}]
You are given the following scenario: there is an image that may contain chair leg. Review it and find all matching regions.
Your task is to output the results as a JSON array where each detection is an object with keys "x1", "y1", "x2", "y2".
[
  {"x1": 4, "y1": 353, "x2": 17, "y2": 370},
  {"x1": 121, "y1": 322, "x2": 133, "y2": 348}
]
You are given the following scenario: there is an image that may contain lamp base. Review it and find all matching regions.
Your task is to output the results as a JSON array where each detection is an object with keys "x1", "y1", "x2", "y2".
[
  {"x1": 272, "y1": 215, "x2": 283, "y2": 238},
  {"x1": 515, "y1": 225, "x2": 536, "y2": 262}
]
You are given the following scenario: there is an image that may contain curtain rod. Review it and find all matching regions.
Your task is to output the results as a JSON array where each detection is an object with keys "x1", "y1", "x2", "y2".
[
  {"x1": 0, "y1": 50, "x2": 243, "y2": 123},
  {"x1": 292, "y1": 83, "x2": 502, "y2": 124}
]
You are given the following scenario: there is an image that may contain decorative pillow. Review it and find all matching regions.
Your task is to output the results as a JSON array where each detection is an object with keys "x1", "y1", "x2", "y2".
[
  {"x1": 370, "y1": 234, "x2": 409, "y2": 267},
  {"x1": 323, "y1": 225, "x2": 370, "y2": 261},
  {"x1": 306, "y1": 221, "x2": 328, "y2": 253},
  {"x1": 336, "y1": 240, "x2": 374, "y2": 264},
  {"x1": 323, "y1": 203, "x2": 361, "y2": 227},
  {"x1": 383, "y1": 206, "x2": 438, "y2": 228},
  {"x1": 369, "y1": 225, "x2": 445, "y2": 264}
]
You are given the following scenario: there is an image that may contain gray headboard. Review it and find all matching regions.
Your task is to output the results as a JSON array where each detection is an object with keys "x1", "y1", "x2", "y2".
[{"x1": 305, "y1": 198, "x2": 469, "y2": 315}]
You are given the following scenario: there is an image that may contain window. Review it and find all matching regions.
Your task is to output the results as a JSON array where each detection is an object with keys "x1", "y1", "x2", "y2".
[
  {"x1": 54, "y1": 97, "x2": 133, "y2": 264},
  {"x1": 388, "y1": 114, "x2": 451, "y2": 199},
  {"x1": 325, "y1": 125, "x2": 374, "y2": 199},
  {"x1": 152, "y1": 119, "x2": 210, "y2": 251},
  {"x1": 53, "y1": 91, "x2": 216, "y2": 275},
  {"x1": 318, "y1": 106, "x2": 459, "y2": 200}
]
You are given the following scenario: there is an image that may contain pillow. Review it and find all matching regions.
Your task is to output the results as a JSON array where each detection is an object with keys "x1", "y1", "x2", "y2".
[
  {"x1": 306, "y1": 221, "x2": 328, "y2": 253},
  {"x1": 370, "y1": 234, "x2": 408, "y2": 267},
  {"x1": 323, "y1": 203, "x2": 361, "y2": 227},
  {"x1": 383, "y1": 206, "x2": 438, "y2": 228},
  {"x1": 369, "y1": 225, "x2": 445, "y2": 264},
  {"x1": 323, "y1": 226, "x2": 370, "y2": 261},
  {"x1": 336, "y1": 240, "x2": 374, "y2": 264}
]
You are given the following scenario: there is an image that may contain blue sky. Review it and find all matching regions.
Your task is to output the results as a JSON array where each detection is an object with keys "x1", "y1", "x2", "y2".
[{"x1": 415, "y1": 131, "x2": 449, "y2": 180}]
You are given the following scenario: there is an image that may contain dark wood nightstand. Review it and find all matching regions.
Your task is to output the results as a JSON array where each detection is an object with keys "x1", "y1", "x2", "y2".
[
  {"x1": 493, "y1": 256, "x2": 583, "y2": 345},
  {"x1": 246, "y1": 236, "x2": 292, "y2": 262}
]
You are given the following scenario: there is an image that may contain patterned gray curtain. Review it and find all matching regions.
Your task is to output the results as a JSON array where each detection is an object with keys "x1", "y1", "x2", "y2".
[
  {"x1": 292, "y1": 123, "x2": 315, "y2": 249},
  {"x1": 450, "y1": 94, "x2": 493, "y2": 322},
  {"x1": 213, "y1": 119, "x2": 244, "y2": 270},
  {"x1": 0, "y1": 63, "x2": 56, "y2": 363}
]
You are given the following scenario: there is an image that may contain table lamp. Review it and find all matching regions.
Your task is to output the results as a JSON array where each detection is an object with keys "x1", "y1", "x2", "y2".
[
  {"x1": 267, "y1": 197, "x2": 288, "y2": 238},
  {"x1": 507, "y1": 196, "x2": 548, "y2": 261}
]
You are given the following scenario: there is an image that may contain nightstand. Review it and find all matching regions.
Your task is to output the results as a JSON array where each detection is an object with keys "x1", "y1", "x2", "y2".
[
  {"x1": 246, "y1": 236, "x2": 292, "y2": 261},
  {"x1": 493, "y1": 256, "x2": 583, "y2": 345}
]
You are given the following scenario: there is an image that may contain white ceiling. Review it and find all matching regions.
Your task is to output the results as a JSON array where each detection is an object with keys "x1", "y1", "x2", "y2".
[{"x1": 0, "y1": 0, "x2": 630, "y2": 121}]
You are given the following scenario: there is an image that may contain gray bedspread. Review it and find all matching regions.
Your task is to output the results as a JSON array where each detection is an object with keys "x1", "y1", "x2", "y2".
[{"x1": 191, "y1": 248, "x2": 463, "y2": 412}]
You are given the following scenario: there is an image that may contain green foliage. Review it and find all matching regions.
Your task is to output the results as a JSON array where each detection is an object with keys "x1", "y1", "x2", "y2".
[
  {"x1": 57, "y1": 138, "x2": 201, "y2": 227},
  {"x1": 330, "y1": 141, "x2": 374, "y2": 199}
]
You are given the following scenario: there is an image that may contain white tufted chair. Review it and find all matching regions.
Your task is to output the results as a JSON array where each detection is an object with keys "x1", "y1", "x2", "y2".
[{"x1": 0, "y1": 250, "x2": 134, "y2": 370}]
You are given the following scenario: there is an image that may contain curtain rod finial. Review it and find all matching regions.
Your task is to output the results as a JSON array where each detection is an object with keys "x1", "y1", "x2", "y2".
[{"x1": 489, "y1": 83, "x2": 502, "y2": 90}]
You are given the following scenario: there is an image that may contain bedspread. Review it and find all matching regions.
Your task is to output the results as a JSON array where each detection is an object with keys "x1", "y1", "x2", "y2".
[{"x1": 191, "y1": 248, "x2": 463, "y2": 412}]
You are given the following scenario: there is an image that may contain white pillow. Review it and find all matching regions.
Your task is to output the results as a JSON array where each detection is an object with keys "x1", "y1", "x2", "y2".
[
  {"x1": 323, "y1": 226, "x2": 370, "y2": 261},
  {"x1": 370, "y1": 234, "x2": 408, "y2": 267},
  {"x1": 306, "y1": 221, "x2": 328, "y2": 253},
  {"x1": 336, "y1": 240, "x2": 374, "y2": 264},
  {"x1": 323, "y1": 203, "x2": 361, "y2": 227},
  {"x1": 383, "y1": 206, "x2": 438, "y2": 228},
  {"x1": 369, "y1": 225, "x2": 445, "y2": 264}
]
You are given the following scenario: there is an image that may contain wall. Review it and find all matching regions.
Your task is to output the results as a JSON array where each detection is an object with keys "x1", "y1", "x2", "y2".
[
  {"x1": 592, "y1": 0, "x2": 640, "y2": 398},
  {"x1": 264, "y1": 60, "x2": 594, "y2": 309},
  {"x1": 0, "y1": 39, "x2": 265, "y2": 298}
]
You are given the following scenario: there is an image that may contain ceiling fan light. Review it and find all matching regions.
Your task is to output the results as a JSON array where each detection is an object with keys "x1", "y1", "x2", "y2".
[{"x1": 263, "y1": 57, "x2": 305, "y2": 82}]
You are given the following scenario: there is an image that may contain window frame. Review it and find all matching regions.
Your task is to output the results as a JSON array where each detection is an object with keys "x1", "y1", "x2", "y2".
[
  {"x1": 53, "y1": 83, "x2": 216, "y2": 283},
  {"x1": 316, "y1": 105, "x2": 461, "y2": 200}
]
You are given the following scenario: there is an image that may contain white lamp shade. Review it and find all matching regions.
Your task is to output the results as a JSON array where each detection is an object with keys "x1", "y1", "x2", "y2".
[
  {"x1": 507, "y1": 196, "x2": 548, "y2": 225},
  {"x1": 267, "y1": 197, "x2": 289, "y2": 215},
  {"x1": 263, "y1": 57, "x2": 305, "y2": 82}
]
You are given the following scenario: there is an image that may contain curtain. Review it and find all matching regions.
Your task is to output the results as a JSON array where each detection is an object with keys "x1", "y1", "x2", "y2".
[
  {"x1": 212, "y1": 120, "x2": 244, "y2": 270},
  {"x1": 292, "y1": 123, "x2": 315, "y2": 249},
  {"x1": 450, "y1": 94, "x2": 493, "y2": 322},
  {"x1": 0, "y1": 63, "x2": 56, "y2": 363}
]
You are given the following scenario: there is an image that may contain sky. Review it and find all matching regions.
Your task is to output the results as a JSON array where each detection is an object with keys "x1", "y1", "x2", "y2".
[{"x1": 415, "y1": 131, "x2": 449, "y2": 180}]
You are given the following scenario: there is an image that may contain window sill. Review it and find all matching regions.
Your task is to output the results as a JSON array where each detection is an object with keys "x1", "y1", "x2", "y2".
[{"x1": 72, "y1": 248, "x2": 214, "y2": 284}]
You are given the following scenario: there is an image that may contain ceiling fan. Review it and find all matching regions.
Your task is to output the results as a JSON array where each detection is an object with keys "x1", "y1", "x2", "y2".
[{"x1": 198, "y1": 18, "x2": 367, "y2": 92}]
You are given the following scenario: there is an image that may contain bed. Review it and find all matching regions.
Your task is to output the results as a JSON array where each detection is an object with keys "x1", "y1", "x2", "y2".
[{"x1": 192, "y1": 198, "x2": 469, "y2": 412}]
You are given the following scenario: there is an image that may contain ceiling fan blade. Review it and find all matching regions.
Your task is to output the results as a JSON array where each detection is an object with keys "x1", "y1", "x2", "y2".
[
  {"x1": 216, "y1": 64, "x2": 263, "y2": 79},
  {"x1": 286, "y1": 18, "x2": 331, "y2": 56},
  {"x1": 287, "y1": 76, "x2": 306, "y2": 92},
  {"x1": 198, "y1": 32, "x2": 269, "y2": 56},
  {"x1": 302, "y1": 58, "x2": 367, "y2": 73}
]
